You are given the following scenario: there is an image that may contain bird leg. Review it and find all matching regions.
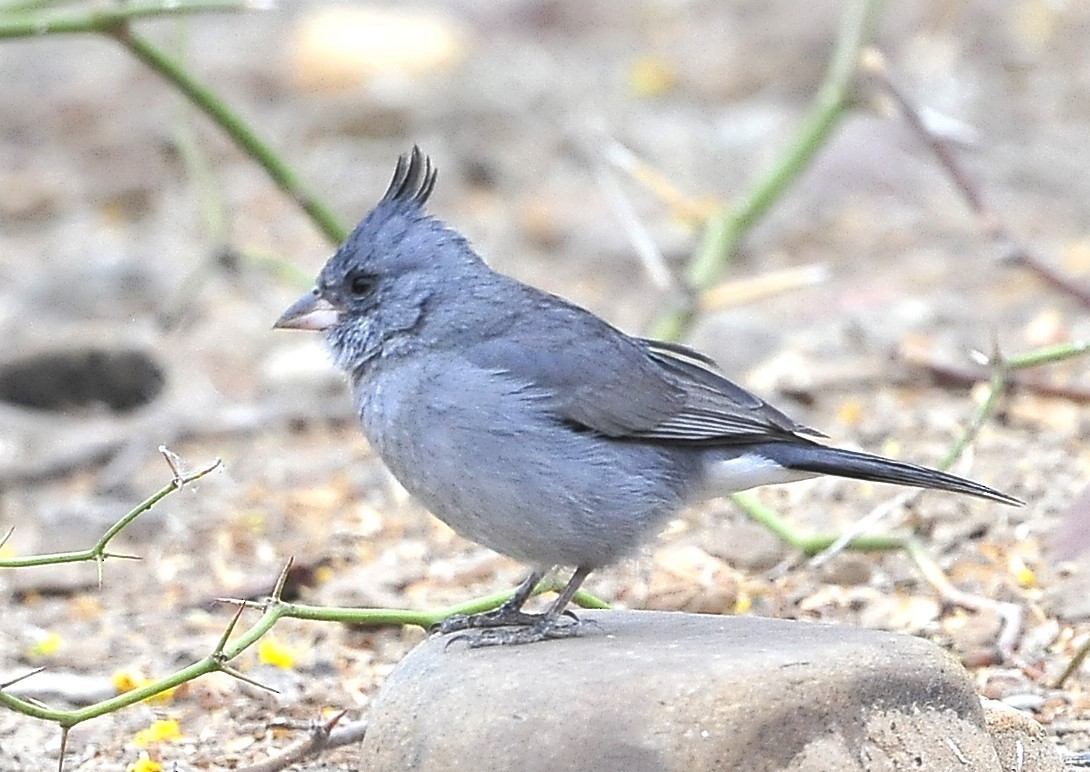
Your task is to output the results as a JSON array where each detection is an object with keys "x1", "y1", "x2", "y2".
[
  {"x1": 432, "y1": 569, "x2": 547, "y2": 634},
  {"x1": 437, "y1": 566, "x2": 593, "y2": 647}
]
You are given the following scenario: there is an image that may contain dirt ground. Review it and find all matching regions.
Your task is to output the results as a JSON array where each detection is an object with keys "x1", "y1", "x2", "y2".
[{"x1": 2, "y1": 2, "x2": 1090, "y2": 770}]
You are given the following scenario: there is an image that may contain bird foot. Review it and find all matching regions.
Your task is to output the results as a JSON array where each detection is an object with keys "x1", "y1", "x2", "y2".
[
  {"x1": 432, "y1": 604, "x2": 582, "y2": 635},
  {"x1": 432, "y1": 607, "x2": 547, "y2": 635},
  {"x1": 443, "y1": 615, "x2": 582, "y2": 648}
]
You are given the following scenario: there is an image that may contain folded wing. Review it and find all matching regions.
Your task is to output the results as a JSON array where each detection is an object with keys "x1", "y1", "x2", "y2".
[{"x1": 462, "y1": 297, "x2": 817, "y2": 445}]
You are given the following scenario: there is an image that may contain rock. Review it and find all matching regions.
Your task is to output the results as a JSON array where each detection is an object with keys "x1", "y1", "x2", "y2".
[
  {"x1": 359, "y1": 610, "x2": 1058, "y2": 771},
  {"x1": 290, "y1": 7, "x2": 467, "y2": 93},
  {"x1": 19, "y1": 257, "x2": 164, "y2": 321},
  {"x1": 0, "y1": 671, "x2": 116, "y2": 707},
  {"x1": 0, "y1": 328, "x2": 239, "y2": 487},
  {"x1": 258, "y1": 338, "x2": 346, "y2": 410},
  {"x1": 0, "y1": 348, "x2": 164, "y2": 414},
  {"x1": 1045, "y1": 565, "x2": 1090, "y2": 620},
  {"x1": 700, "y1": 517, "x2": 789, "y2": 572},
  {"x1": 982, "y1": 699, "x2": 1065, "y2": 772},
  {"x1": 818, "y1": 553, "x2": 875, "y2": 586}
]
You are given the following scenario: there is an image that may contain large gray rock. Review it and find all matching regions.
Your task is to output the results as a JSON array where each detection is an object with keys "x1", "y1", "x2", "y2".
[
  {"x1": 982, "y1": 699, "x2": 1065, "y2": 772},
  {"x1": 360, "y1": 611, "x2": 1063, "y2": 771}
]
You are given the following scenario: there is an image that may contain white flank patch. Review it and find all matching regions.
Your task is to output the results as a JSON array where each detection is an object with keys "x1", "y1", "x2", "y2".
[{"x1": 697, "y1": 452, "x2": 816, "y2": 500}]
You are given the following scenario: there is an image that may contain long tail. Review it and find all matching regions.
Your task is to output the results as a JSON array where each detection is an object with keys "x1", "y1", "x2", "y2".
[{"x1": 756, "y1": 442, "x2": 1021, "y2": 505}]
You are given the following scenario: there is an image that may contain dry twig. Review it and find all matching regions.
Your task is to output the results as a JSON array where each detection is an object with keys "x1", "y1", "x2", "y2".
[
  {"x1": 235, "y1": 712, "x2": 368, "y2": 772},
  {"x1": 860, "y1": 47, "x2": 1090, "y2": 307}
]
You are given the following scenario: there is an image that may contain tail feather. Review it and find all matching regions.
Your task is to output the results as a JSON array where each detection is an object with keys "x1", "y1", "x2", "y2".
[{"x1": 758, "y1": 442, "x2": 1021, "y2": 506}]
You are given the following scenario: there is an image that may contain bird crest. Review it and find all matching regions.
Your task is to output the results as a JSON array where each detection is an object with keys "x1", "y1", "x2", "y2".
[{"x1": 381, "y1": 146, "x2": 438, "y2": 209}]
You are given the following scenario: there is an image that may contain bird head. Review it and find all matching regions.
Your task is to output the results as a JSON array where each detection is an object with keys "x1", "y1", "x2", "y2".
[{"x1": 275, "y1": 147, "x2": 480, "y2": 371}]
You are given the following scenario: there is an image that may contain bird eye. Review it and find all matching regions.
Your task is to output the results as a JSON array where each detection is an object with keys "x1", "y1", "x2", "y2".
[{"x1": 347, "y1": 272, "x2": 377, "y2": 297}]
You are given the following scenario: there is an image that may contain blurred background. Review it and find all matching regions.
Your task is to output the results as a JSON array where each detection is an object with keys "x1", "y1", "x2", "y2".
[{"x1": 1, "y1": 1, "x2": 1089, "y2": 768}]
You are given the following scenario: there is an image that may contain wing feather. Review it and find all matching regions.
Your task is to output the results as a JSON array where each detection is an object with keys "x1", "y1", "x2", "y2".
[{"x1": 462, "y1": 291, "x2": 816, "y2": 445}]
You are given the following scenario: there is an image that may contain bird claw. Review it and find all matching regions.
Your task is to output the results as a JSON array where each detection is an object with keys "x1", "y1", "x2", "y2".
[
  {"x1": 431, "y1": 608, "x2": 548, "y2": 635},
  {"x1": 443, "y1": 615, "x2": 582, "y2": 648}
]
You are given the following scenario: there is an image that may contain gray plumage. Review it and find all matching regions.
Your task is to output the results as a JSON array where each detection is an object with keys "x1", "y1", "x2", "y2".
[{"x1": 276, "y1": 148, "x2": 1019, "y2": 645}]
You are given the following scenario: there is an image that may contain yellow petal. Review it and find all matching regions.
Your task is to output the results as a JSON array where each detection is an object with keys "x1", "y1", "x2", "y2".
[
  {"x1": 132, "y1": 718, "x2": 182, "y2": 748},
  {"x1": 258, "y1": 637, "x2": 296, "y2": 670},
  {"x1": 126, "y1": 753, "x2": 161, "y2": 772}
]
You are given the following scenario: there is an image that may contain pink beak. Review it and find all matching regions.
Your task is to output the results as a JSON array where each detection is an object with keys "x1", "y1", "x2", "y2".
[{"x1": 274, "y1": 290, "x2": 341, "y2": 331}]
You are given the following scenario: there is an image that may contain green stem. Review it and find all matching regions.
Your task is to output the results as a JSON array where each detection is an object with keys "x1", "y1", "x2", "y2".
[
  {"x1": 276, "y1": 581, "x2": 609, "y2": 630},
  {"x1": 110, "y1": 28, "x2": 348, "y2": 244},
  {"x1": 1008, "y1": 339, "x2": 1090, "y2": 369},
  {"x1": 0, "y1": 581, "x2": 610, "y2": 725},
  {"x1": 939, "y1": 338, "x2": 1090, "y2": 471},
  {"x1": 688, "y1": 0, "x2": 880, "y2": 289},
  {"x1": 242, "y1": 248, "x2": 320, "y2": 288},
  {"x1": 651, "y1": 306, "x2": 696, "y2": 346},
  {"x1": 653, "y1": 0, "x2": 884, "y2": 340},
  {"x1": 158, "y1": 18, "x2": 233, "y2": 327},
  {"x1": 0, "y1": 0, "x2": 248, "y2": 37},
  {"x1": 938, "y1": 358, "x2": 1008, "y2": 471},
  {"x1": 1053, "y1": 635, "x2": 1090, "y2": 689},
  {"x1": 730, "y1": 491, "x2": 907, "y2": 554},
  {"x1": 0, "y1": 460, "x2": 221, "y2": 569},
  {"x1": 0, "y1": 0, "x2": 348, "y2": 245},
  {"x1": 0, "y1": 0, "x2": 73, "y2": 13},
  {"x1": 0, "y1": 605, "x2": 272, "y2": 725}
]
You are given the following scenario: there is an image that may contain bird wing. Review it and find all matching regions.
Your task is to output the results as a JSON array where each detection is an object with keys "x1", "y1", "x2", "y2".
[
  {"x1": 629, "y1": 337, "x2": 824, "y2": 442},
  {"x1": 462, "y1": 300, "x2": 819, "y2": 444}
]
